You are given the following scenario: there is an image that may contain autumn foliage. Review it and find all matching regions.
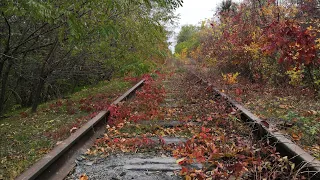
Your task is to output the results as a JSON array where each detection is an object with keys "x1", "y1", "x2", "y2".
[
  {"x1": 82, "y1": 70, "x2": 308, "y2": 179},
  {"x1": 175, "y1": 0, "x2": 320, "y2": 89}
]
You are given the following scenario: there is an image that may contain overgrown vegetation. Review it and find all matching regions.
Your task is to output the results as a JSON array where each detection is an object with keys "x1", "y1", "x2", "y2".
[
  {"x1": 175, "y1": 0, "x2": 319, "y2": 89},
  {"x1": 0, "y1": 0, "x2": 183, "y2": 116},
  {"x1": 0, "y1": 77, "x2": 133, "y2": 179},
  {"x1": 0, "y1": 0, "x2": 183, "y2": 179},
  {"x1": 174, "y1": 0, "x2": 320, "y2": 160},
  {"x1": 86, "y1": 68, "x2": 308, "y2": 179}
]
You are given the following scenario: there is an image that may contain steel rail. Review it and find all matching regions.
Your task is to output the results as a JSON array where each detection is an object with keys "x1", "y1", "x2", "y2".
[
  {"x1": 16, "y1": 79, "x2": 145, "y2": 180},
  {"x1": 189, "y1": 70, "x2": 320, "y2": 179}
]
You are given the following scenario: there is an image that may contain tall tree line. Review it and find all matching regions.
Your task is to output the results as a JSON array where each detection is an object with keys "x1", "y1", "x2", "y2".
[{"x1": 0, "y1": 0, "x2": 182, "y2": 115}]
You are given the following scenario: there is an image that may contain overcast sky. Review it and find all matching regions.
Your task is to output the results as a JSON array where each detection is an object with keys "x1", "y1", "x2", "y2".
[
  {"x1": 168, "y1": 0, "x2": 242, "y2": 52},
  {"x1": 176, "y1": 0, "x2": 221, "y2": 26}
]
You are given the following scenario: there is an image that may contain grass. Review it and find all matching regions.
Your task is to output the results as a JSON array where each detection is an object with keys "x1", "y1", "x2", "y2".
[
  {"x1": 0, "y1": 78, "x2": 132, "y2": 180},
  {"x1": 244, "y1": 94, "x2": 320, "y2": 158},
  {"x1": 200, "y1": 67, "x2": 320, "y2": 160}
]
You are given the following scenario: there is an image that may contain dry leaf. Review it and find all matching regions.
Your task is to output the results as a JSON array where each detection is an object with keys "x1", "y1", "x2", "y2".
[
  {"x1": 311, "y1": 145, "x2": 320, "y2": 152},
  {"x1": 176, "y1": 157, "x2": 186, "y2": 164},
  {"x1": 70, "y1": 127, "x2": 78, "y2": 133},
  {"x1": 56, "y1": 141, "x2": 63, "y2": 145},
  {"x1": 308, "y1": 110, "x2": 317, "y2": 115},
  {"x1": 279, "y1": 104, "x2": 288, "y2": 109},
  {"x1": 260, "y1": 120, "x2": 269, "y2": 128},
  {"x1": 79, "y1": 173, "x2": 88, "y2": 180},
  {"x1": 185, "y1": 175, "x2": 192, "y2": 180},
  {"x1": 291, "y1": 133, "x2": 302, "y2": 141}
]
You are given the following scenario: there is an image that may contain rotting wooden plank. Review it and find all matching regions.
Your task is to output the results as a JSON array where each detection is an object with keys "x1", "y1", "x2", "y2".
[{"x1": 16, "y1": 79, "x2": 145, "y2": 180}]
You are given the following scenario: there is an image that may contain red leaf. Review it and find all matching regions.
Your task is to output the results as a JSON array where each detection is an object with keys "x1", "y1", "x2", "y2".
[{"x1": 201, "y1": 127, "x2": 210, "y2": 133}]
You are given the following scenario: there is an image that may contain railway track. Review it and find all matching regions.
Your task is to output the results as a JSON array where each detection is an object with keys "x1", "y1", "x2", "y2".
[
  {"x1": 15, "y1": 68, "x2": 320, "y2": 180},
  {"x1": 188, "y1": 70, "x2": 320, "y2": 179},
  {"x1": 16, "y1": 80, "x2": 145, "y2": 180}
]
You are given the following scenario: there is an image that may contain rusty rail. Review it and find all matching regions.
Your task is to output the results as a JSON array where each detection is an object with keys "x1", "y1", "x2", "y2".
[
  {"x1": 16, "y1": 80, "x2": 145, "y2": 180},
  {"x1": 189, "y1": 70, "x2": 320, "y2": 179}
]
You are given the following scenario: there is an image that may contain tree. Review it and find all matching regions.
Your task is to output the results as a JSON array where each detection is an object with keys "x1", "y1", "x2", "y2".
[
  {"x1": 176, "y1": 25, "x2": 199, "y2": 44},
  {"x1": 0, "y1": 0, "x2": 183, "y2": 115},
  {"x1": 176, "y1": 0, "x2": 319, "y2": 88},
  {"x1": 174, "y1": 25, "x2": 201, "y2": 59}
]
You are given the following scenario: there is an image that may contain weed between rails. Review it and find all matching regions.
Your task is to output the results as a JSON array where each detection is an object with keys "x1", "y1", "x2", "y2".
[
  {"x1": 172, "y1": 73, "x2": 304, "y2": 180},
  {"x1": 87, "y1": 73, "x2": 167, "y2": 155},
  {"x1": 86, "y1": 70, "x2": 305, "y2": 179}
]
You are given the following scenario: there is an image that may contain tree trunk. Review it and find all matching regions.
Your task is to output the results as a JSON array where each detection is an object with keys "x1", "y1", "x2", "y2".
[
  {"x1": 0, "y1": 59, "x2": 5, "y2": 79},
  {"x1": 31, "y1": 77, "x2": 45, "y2": 113},
  {"x1": 0, "y1": 61, "x2": 13, "y2": 115},
  {"x1": 31, "y1": 37, "x2": 59, "y2": 113},
  {"x1": 306, "y1": 65, "x2": 318, "y2": 91}
]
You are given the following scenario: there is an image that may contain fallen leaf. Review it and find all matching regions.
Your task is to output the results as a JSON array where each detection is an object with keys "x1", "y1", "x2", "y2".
[
  {"x1": 56, "y1": 141, "x2": 63, "y2": 145},
  {"x1": 291, "y1": 133, "x2": 302, "y2": 141},
  {"x1": 38, "y1": 148, "x2": 50, "y2": 154},
  {"x1": 116, "y1": 123, "x2": 124, "y2": 128},
  {"x1": 308, "y1": 110, "x2": 317, "y2": 115},
  {"x1": 279, "y1": 104, "x2": 288, "y2": 109},
  {"x1": 85, "y1": 161, "x2": 94, "y2": 166},
  {"x1": 70, "y1": 127, "x2": 78, "y2": 133},
  {"x1": 235, "y1": 88, "x2": 242, "y2": 96},
  {"x1": 176, "y1": 157, "x2": 186, "y2": 165},
  {"x1": 185, "y1": 175, "x2": 191, "y2": 180},
  {"x1": 79, "y1": 173, "x2": 88, "y2": 180},
  {"x1": 260, "y1": 120, "x2": 269, "y2": 128},
  {"x1": 235, "y1": 97, "x2": 242, "y2": 102}
]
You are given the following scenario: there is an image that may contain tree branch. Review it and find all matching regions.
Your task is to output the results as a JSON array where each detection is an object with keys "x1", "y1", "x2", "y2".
[
  {"x1": 2, "y1": 12, "x2": 11, "y2": 53},
  {"x1": 17, "y1": 42, "x2": 56, "y2": 54}
]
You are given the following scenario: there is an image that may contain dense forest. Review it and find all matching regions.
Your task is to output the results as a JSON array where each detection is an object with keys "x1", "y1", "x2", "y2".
[
  {"x1": 175, "y1": 0, "x2": 319, "y2": 90},
  {"x1": 0, "y1": 0, "x2": 182, "y2": 116}
]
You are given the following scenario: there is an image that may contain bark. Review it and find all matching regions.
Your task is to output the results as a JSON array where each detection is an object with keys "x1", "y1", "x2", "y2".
[
  {"x1": 31, "y1": 77, "x2": 46, "y2": 113},
  {"x1": 0, "y1": 13, "x2": 12, "y2": 115},
  {"x1": 0, "y1": 61, "x2": 13, "y2": 115},
  {"x1": 0, "y1": 12, "x2": 11, "y2": 76},
  {"x1": 0, "y1": 59, "x2": 5, "y2": 80}
]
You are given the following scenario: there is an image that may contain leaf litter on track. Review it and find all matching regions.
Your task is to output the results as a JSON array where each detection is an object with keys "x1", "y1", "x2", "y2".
[{"x1": 68, "y1": 68, "x2": 307, "y2": 180}]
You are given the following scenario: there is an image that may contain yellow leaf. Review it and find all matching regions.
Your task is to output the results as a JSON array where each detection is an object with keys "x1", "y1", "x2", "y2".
[
  {"x1": 160, "y1": 131, "x2": 166, "y2": 136},
  {"x1": 185, "y1": 175, "x2": 192, "y2": 180},
  {"x1": 176, "y1": 157, "x2": 186, "y2": 164},
  {"x1": 307, "y1": 25, "x2": 313, "y2": 31}
]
